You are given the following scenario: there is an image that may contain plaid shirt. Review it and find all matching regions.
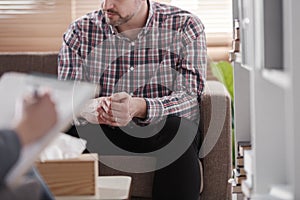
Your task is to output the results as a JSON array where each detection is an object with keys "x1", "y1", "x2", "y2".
[{"x1": 58, "y1": 1, "x2": 207, "y2": 124}]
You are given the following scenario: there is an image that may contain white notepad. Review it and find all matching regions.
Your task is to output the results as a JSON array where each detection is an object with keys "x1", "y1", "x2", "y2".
[{"x1": 0, "y1": 72, "x2": 98, "y2": 187}]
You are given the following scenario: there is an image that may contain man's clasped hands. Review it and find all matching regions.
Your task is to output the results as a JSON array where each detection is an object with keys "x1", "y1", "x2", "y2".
[{"x1": 81, "y1": 92, "x2": 134, "y2": 127}]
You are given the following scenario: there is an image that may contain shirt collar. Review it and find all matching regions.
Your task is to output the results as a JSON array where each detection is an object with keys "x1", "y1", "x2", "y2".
[{"x1": 145, "y1": 0, "x2": 154, "y2": 28}]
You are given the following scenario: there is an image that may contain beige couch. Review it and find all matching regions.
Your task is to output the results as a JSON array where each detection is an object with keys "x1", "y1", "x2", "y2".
[{"x1": 0, "y1": 52, "x2": 232, "y2": 200}]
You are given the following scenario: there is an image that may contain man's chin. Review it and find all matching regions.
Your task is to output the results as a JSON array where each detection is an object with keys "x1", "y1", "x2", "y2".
[
  {"x1": 105, "y1": 17, "x2": 117, "y2": 25},
  {"x1": 106, "y1": 20, "x2": 123, "y2": 27}
]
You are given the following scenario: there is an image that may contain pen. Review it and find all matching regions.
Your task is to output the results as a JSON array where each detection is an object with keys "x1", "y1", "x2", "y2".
[
  {"x1": 34, "y1": 89, "x2": 39, "y2": 98},
  {"x1": 32, "y1": 84, "x2": 40, "y2": 99}
]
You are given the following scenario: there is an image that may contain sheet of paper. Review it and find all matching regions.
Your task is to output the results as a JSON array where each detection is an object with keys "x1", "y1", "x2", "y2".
[{"x1": 0, "y1": 72, "x2": 98, "y2": 187}]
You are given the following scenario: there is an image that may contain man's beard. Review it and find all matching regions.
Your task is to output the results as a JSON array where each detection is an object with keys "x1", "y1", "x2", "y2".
[{"x1": 105, "y1": 11, "x2": 135, "y2": 27}]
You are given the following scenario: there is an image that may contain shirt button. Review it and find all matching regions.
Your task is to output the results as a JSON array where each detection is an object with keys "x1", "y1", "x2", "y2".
[
  {"x1": 130, "y1": 92, "x2": 134, "y2": 96},
  {"x1": 131, "y1": 42, "x2": 135, "y2": 46},
  {"x1": 130, "y1": 66, "x2": 134, "y2": 71}
]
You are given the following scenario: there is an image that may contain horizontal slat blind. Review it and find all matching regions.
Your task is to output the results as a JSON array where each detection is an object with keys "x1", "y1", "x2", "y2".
[
  {"x1": 73, "y1": 0, "x2": 101, "y2": 20},
  {"x1": 0, "y1": 0, "x2": 72, "y2": 52},
  {"x1": 0, "y1": 0, "x2": 56, "y2": 17},
  {"x1": 158, "y1": 0, "x2": 232, "y2": 33},
  {"x1": 0, "y1": 0, "x2": 232, "y2": 60}
]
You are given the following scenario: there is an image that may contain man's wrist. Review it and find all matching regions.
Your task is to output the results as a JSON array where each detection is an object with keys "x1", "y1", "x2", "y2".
[
  {"x1": 14, "y1": 121, "x2": 30, "y2": 146},
  {"x1": 130, "y1": 97, "x2": 147, "y2": 119}
]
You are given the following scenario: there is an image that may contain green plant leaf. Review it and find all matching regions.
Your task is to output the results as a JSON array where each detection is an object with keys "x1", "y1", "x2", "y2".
[
  {"x1": 210, "y1": 61, "x2": 235, "y2": 165},
  {"x1": 210, "y1": 61, "x2": 234, "y2": 100}
]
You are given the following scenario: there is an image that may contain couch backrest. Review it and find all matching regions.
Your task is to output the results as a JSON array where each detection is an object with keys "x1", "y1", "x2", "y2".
[
  {"x1": 0, "y1": 52, "x2": 58, "y2": 77},
  {"x1": 0, "y1": 52, "x2": 219, "y2": 81}
]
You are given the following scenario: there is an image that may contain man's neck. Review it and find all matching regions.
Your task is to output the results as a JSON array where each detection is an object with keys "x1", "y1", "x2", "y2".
[{"x1": 117, "y1": 1, "x2": 149, "y2": 40}]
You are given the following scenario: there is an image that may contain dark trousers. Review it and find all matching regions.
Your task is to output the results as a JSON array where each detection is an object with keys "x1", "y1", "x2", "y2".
[{"x1": 67, "y1": 116, "x2": 201, "y2": 200}]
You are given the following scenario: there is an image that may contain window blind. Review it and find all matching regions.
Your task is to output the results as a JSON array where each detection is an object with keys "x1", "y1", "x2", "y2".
[
  {"x1": 0, "y1": 0, "x2": 72, "y2": 51},
  {"x1": 73, "y1": 0, "x2": 101, "y2": 20},
  {"x1": 0, "y1": 0, "x2": 56, "y2": 17},
  {"x1": 158, "y1": 0, "x2": 233, "y2": 33},
  {"x1": 0, "y1": 0, "x2": 232, "y2": 59}
]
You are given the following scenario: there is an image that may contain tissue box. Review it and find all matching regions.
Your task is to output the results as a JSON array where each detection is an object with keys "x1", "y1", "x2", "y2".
[{"x1": 36, "y1": 153, "x2": 98, "y2": 196}]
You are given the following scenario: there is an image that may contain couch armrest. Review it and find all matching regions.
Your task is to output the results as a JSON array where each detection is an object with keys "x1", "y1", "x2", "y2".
[{"x1": 199, "y1": 80, "x2": 232, "y2": 200}]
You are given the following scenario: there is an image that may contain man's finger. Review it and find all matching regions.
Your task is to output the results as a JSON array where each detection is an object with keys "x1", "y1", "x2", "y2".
[
  {"x1": 101, "y1": 111, "x2": 115, "y2": 122},
  {"x1": 110, "y1": 101, "x2": 127, "y2": 112},
  {"x1": 111, "y1": 92, "x2": 128, "y2": 102}
]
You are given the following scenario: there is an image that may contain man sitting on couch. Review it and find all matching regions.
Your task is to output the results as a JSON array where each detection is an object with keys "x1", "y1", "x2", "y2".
[{"x1": 58, "y1": 0, "x2": 207, "y2": 199}]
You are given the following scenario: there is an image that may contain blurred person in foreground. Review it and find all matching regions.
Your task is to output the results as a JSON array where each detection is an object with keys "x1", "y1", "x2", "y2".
[
  {"x1": 59, "y1": 0, "x2": 206, "y2": 199},
  {"x1": 0, "y1": 92, "x2": 57, "y2": 200}
]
